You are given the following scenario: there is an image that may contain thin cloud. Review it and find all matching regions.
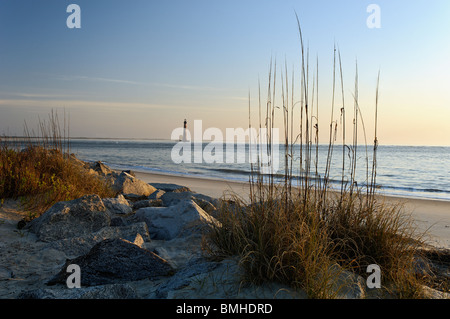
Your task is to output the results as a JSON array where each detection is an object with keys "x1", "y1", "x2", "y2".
[
  {"x1": 0, "y1": 98, "x2": 167, "y2": 110},
  {"x1": 59, "y1": 75, "x2": 223, "y2": 92},
  {"x1": 0, "y1": 92, "x2": 78, "y2": 99}
]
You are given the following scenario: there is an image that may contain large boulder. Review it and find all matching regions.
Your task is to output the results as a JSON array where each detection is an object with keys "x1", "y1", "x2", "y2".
[
  {"x1": 47, "y1": 238, "x2": 173, "y2": 287},
  {"x1": 133, "y1": 199, "x2": 220, "y2": 240},
  {"x1": 103, "y1": 194, "x2": 132, "y2": 215},
  {"x1": 160, "y1": 191, "x2": 218, "y2": 216},
  {"x1": 112, "y1": 172, "x2": 156, "y2": 198},
  {"x1": 160, "y1": 191, "x2": 215, "y2": 207},
  {"x1": 48, "y1": 222, "x2": 151, "y2": 257},
  {"x1": 28, "y1": 195, "x2": 111, "y2": 242}
]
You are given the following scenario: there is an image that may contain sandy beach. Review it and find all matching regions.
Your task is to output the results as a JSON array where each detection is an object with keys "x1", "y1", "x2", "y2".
[
  {"x1": 0, "y1": 167, "x2": 448, "y2": 299},
  {"x1": 135, "y1": 171, "x2": 450, "y2": 250}
]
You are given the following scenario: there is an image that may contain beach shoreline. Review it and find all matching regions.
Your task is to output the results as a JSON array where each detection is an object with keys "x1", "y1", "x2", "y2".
[
  {"x1": 0, "y1": 165, "x2": 448, "y2": 299},
  {"x1": 133, "y1": 170, "x2": 450, "y2": 250}
]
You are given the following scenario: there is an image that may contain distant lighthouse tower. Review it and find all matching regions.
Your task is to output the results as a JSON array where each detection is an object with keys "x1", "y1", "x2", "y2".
[{"x1": 182, "y1": 119, "x2": 188, "y2": 142}]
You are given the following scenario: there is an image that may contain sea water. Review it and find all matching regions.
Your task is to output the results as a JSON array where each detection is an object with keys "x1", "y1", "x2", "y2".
[{"x1": 68, "y1": 139, "x2": 450, "y2": 201}]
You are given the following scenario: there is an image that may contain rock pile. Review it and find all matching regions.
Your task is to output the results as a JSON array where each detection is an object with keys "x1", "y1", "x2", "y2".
[{"x1": 18, "y1": 162, "x2": 227, "y2": 299}]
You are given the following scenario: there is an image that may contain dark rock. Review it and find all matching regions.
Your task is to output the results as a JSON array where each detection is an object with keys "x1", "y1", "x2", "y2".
[
  {"x1": 47, "y1": 238, "x2": 173, "y2": 287},
  {"x1": 110, "y1": 217, "x2": 126, "y2": 226},
  {"x1": 17, "y1": 219, "x2": 27, "y2": 230},
  {"x1": 148, "y1": 189, "x2": 166, "y2": 200},
  {"x1": 18, "y1": 284, "x2": 138, "y2": 299},
  {"x1": 149, "y1": 183, "x2": 191, "y2": 193}
]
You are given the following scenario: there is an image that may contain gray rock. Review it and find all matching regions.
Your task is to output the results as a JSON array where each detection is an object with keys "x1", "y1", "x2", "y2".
[
  {"x1": 149, "y1": 183, "x2": 191, "y2": 193},
  {"x1": 0, "y1": 266, "x2": 14, "y2": 280},
  {"x1": 89, "y1": 161, "x2": 113, "y2": 176},
  {"x1": 326, "y1": 264, "x2": 367, "y2": 299},
  {"x1": 49, "y1": 222, "x2": 151, "y2": 257},
  {"x1": 148, "y1": 189, "x2": 166, "y2": 200},
  {"x1": 112, "y1": 172, "x2": 156, "y2": 198},
  {"x1": 28, "y1": 195, "x2": 111, "y2": 242},
  {"x1": 160, "y1": 191, "x2": 216, "y2": 207},
  {"x1": 132, "y1": 199, "x2": 163, "y2": 210},
  {"x1": 155, "y1": 258, "x2": 220, "y2": 298},
  {"x1": 133, "y1": 200, "x2": 220, "y2": 240},
  {"x1": 47, "y1": 238, "x2": 173, "y2": 287},
  {"x1": 18, "y1": 284, "x2": 138, "y2": 299},
  {"x1": 103, "y1": 194, "x2": 132, "y2": 215}
]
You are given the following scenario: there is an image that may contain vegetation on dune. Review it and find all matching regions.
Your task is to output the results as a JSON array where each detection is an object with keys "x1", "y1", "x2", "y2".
[
  {"x1": 0, "y1": 111, "x2": 115, "y2": 220},
  {"x1": 205, "y1": 18, "x2": 434, "y2": 299}
]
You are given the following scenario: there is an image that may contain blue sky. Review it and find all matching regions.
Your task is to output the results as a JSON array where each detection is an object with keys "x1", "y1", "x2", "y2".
[{"x1": 1, "y1": 0, "x2": 449, "y2": 145}]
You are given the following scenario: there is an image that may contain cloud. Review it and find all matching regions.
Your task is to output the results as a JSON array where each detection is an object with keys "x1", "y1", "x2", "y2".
[
  {"x1": 58, "y1": 75, "x2": 223, "y2": 92},
  {"x1": 0, "y1": 98, "x2": 167, "y2": 111},
  {"x1": 0, "y1": 92, "x2": 77, "y2": 99}
]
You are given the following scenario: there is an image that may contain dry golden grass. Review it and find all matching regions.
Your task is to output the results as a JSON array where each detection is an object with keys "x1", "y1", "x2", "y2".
[
  {"x1": 204, "y1": 17, "x2": 432, "y2": 298},
  {"x1": 0, "y1": 112, "x2": 115, "y2": 219}
]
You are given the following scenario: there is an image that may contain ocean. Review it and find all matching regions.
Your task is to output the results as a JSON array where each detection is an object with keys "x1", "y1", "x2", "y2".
[{"x1": 68, "y1": 139, "x2": 450, "y2": 201}]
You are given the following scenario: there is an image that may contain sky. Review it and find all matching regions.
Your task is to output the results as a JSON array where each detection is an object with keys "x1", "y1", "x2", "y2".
[{"x1": 0, "y1": 0, "x2": 449, "y2": 146}]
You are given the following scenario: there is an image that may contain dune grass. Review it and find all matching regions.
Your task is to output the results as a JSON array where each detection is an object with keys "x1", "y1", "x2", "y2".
[
  {"x1": 204, "y1": 18, "x2": 431, "y2": 298},
  {"x1": 0, "y1": 111, "x2": 115, "y2": 219}
]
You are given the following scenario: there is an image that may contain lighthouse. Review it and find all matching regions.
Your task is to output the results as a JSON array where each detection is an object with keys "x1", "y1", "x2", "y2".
[{"x1": 182, "y1": 119, "x2": 188, "y2": 142}]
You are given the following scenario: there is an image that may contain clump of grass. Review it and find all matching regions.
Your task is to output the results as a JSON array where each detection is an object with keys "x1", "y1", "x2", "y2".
[
  {"x1": 205, "y1": 17, "x2": 431, "y2": 298},
  {"x1": 0, "y1": 111, "x2": 115, "y2": 219}
]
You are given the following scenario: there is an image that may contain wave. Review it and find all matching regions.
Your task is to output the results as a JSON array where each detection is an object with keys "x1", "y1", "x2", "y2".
[{"x1": 111, "y1": 162, "x2": 450, "y2": 197}]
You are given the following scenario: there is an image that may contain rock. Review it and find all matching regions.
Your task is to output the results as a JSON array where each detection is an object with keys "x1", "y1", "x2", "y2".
[
  {"x1": 160, "y1": 191, "x2": 216, "y2": 207},
  {"x1": 110, "y1": 217, "x2": 126, "y2": 226},
  {"x1": 48, "y1": 222, "x2": 151, "y2": 257},
  {"x1": 133, "y1": 199, "x2": 220, "y2": 240},
  {"x1": 132, "y1": 199, "x2": 163, "y2": 210},
  {"x1": 155, "y1": 258, "x2": 220, "y2": 298},
  {"x1": 103, "y1": 194, "x2": 133, "y2": 215},
  {"x1": 121, "y1": 170, "x2": 135, "y2": 177},
  {"x1": 192, "y1": 197, "x2": 217, "y2": 216},
  {"x1": 154, "y1": 257, "x2": 307, "y2": 299},
  {"x1": 28, "y1": 195, "x2": 111, "y2": 242},
  {"x1": 89, "y1": 161, "x2": 113, "y2": 176},
  {"x1": 145, "y1": 233, "x2": 204, "y2": 269},
  {"x1": 148, "y1": 189, "x2": 166, "y2": 200},
  {"x1": 326, "y1": 264, "x2": 367, "y2": 299},
  {"x1": 18, "y1": 284, "x2": 138, "y2": 299},
  {"x1": 112, "y1": 172, "x2": 156, "y2": 199},
  {"x1": 47, "y1": 238, "x2": 173, "y2": 287},
  {"x1": 0, "y1": 266, "x2": 14, "y2": 280},
  {"x1": 149, "y1": 183, "x2": 191, "y2": 193}
]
